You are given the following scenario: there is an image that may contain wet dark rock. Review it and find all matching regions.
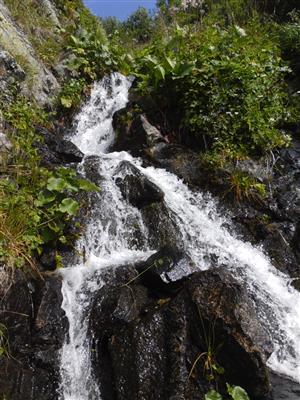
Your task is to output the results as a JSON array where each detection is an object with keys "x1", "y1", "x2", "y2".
[
  {"x1": 37, "y1": 127, "x2": 83, "y2": 166},
  {"x1": 0, "y1": 358, "x2": 58, "y2": 400},
  {"x1": 278, "y1": 139, "x2": 300, "y2": 172},
  {"x1": 55, "y1": 139, "x2": 83, "y2": 163},
  {"x1": 0, "y1": 268, "x2": 32, "y2": 346},
  {"x1": 112, "y1": 109, "x2": 165, "y2": 156},
  {"x1": 33, "y1": 274, "x2": 68, "y2": 344},
  {"x1": 134, "y1": 246, "x2": 196, "y2": 294},
  {"x1": 83, "y1": 155, "x2": 103, "y2": 186},
  {"x1": 270, "y1": 373, "x2": 300, "y2": 400},
  {"x1": 291, "y1": 278, "x2": 300, "y2": 291},
  {"x1": 39, "y1": 248, "x2": 57, "y2": 271},
  {"x1": 90, "y1": 259, "x2": 272, "y2": 400},
  {"x1": 186, "y1": 270, "x2": 272, "y2": 399},
  {"x1": 141, "y1": 202, "x2": 180, "y2": 249},
  {"x1": 0, "y1": 268, "x2": 65, "y2": 399},
  {"x1": 115, "y1": 160, "x2": 164, "y2": 208},
  {"x1": 149, "y1": 143, "x2": 203, "y2": 185}
]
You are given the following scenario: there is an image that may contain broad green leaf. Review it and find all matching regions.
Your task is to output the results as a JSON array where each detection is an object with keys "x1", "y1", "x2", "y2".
[
  {"x1": 227, "y1": 384, "x2": 250, "y2": 400},
  {"x1": 58, "y1": 198, "x2": 79, "y2": 216},
  {"x1": 177, "y1": 62, "x2": 196, "y2": 78},
  {"x1": 64, "y1": 181, "x2": 79, "y2": 193},
  {"x1": 205, "y1": 390, "x2": 223, "y2": 400},
  {"x1": 154, "y1": 65, "x2": 165, "y2": 81},
  {"x1": 57, "y1": 167, "x2": 76, "y2": 178},
  {"x1": 77, "y1": 178, "x2": 99, "y2": 192},
  {"x1": 144, "y1": 54, "x2": 158, "y2": 65},
  {"x1": 35, "y1": 191, "x2": 56, "y2": 206},
  {"x1": 47, "y1": 177, "x2": 66, "y2": 192},
  {"x1": 165, "y1": 56, "x2": 176, "y2": 71}
]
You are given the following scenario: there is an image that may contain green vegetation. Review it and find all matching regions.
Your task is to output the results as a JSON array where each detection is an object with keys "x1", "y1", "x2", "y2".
[
  {"x1": 101, "y1": 0, "x2": 300, "y2": 201},
  {"x1": 189, "y1": 310, "x2": 224, "y2": 384},
  {"x1": 205, "y1": 385, "x2": 250, "y2": 400},
  {"x1": 2, "y1": 0, "x2": 300, "y2": 269},
  {"x1": 0, "y1": 96, "x2": 97, "y2": 273},
  {"x1": 133, "y1": 19, "x2": 291, "y2": 160},
  {"x1": 0, "y1": 0, "x2": 114, "y2": 272}
]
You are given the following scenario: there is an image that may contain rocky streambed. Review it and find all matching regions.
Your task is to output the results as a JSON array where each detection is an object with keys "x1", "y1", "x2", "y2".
[{"x1": 0, "y1": 73, "x2": 300, "y2": 400}]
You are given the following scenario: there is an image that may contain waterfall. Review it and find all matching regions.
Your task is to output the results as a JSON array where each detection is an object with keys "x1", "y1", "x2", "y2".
[{"x1": 59, "y1": 73, "x2": 300, "y2": 399}]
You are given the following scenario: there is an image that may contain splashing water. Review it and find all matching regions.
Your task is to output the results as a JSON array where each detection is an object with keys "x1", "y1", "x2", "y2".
[{"x1": 59, "y1": 73, "x2": 300, "y2": 399}]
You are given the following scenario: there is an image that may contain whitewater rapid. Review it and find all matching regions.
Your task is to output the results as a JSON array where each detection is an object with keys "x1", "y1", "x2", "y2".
[{"x1": 59, "y1": 73, "x2": 300, "y2": 399}]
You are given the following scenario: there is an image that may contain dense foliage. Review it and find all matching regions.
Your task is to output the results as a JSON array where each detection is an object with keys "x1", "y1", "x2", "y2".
[
  {"x1": 133, "y1": 20, "x2": 291, "y2": 161},
  {"x1": 0, "y1": 0, "x2": 106, "y2": 272},
  {"x1": 0, "y1": 98, "x2": 97, "y2": 272},
  {"x1": 100, "y1": 0, "x2": 298, "y2": 200},
  {"x1": 2, "y1": 0, "x2": 300, "y2": 268}
]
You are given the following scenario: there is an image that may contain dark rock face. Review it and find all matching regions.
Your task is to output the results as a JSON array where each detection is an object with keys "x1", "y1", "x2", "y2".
[
  {"x1": 0, "y1": 268, "x2": 66, "y2": 399},
  {"x1": 115, "y1": 160, "x2": 164, "y2": 208},
  {"x1": 113, "y1": 96, "x2": 300, "y2": 283},
  {"x1": 226, "y1": 140, "x2": 300, "y2": 280},
  {"x1": 0, "y1": 49, "x2": 25, "y2": 103},
  {"x1": 89, "y1": 253, "x2": 272, "y2": 400},
  {"x1": 149, "y1": 142, "x2": 203, "y2": 186},
  {"x1": 37, "y1": 127, "x2": 83, "y2": 166},
  {"x1": 83, "y1": 155, "x2": 103, "y2": 186},
  {"x1": 186, "y1": 270, "x2": 272, "y2": 398},
  {"x1": 0, "y1": 358, "x2": 58, "y2": 400},
  {"x1": 141, "y1": 202, "x2": 181, "y2": 249},
  {"x1": 270, "y1": 373, "x2": 300, "y2": 400},
  {"x1": 134, "y1": 246, "x2": 196, "y2": 294},
  {"x1": 112, "y1": 109, "x2": 165, "y2": 156}
]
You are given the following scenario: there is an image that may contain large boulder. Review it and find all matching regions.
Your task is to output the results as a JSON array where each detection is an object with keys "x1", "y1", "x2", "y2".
[
  {"x1": 89, "y1": 256, "x2": 272, "y2": 400},
  {"x1": 115, "y1": 160, "x2": 164, "y2": 208},
  {"x1": 37, "y1": 127, "x2": 84, "y2": 166},
  {"x1": 0, "y1": 358, "x2": 58, "y2": 400},
  {"x1": 0, "y1": 267, "x2": 66, "y2": 399},
  {"x1": 141, "y1": 202, "x2": 181, "y2": 249},
  {"x1": 112, "y1": 109, "x2": 165, "y2": 156},
  {"x1": 0, "y1": 268, "x2": 32, "y2": 347},
  {"x1": 186, "y1": 270, "x2": 272, "y2": 398},
  {"x1": 149, "y1": 142, "x2": 203, "y2": 186}
]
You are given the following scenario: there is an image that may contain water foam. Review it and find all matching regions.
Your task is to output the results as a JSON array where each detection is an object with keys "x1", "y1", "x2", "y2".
[{"x1": 59, "y1": 73, "x2": 300, "y2": 400}]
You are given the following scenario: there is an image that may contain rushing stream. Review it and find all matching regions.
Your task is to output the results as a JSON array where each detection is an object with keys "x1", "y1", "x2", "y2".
[{"x1": 59, "y1": 73, "x2": 300, "y2": 399}]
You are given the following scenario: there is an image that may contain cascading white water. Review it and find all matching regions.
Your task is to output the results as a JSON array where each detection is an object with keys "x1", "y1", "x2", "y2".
[
  {"x1": 59, "y1": 72, "x2": 300, "y2": 399},
  {"x1": 59, "y1": 73, "x2": 153, "y2": 400}
]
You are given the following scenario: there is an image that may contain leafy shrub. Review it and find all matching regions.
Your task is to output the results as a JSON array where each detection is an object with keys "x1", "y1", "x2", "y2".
[
  {"x1": 67, "y1": 29, "x2": 117, "y2": 81},
  {"x1": 0, "y1": 97, "x2": 97, "y2": 271},
  {"x1": 279, "y1": 21, "x2": 300, "y2": 76},
  {"x1": 59, "y1": 78, "x2": 85, "y2": 109},
  {"x1": 228, "y1": 170, "x2": 266, "y2": 201},
  {"x1": 205, "y1": 384, "x2": 250, "y2": 400},
  {"x1": 134, "y1": 21, "x2": 291, "y2": 160}
]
